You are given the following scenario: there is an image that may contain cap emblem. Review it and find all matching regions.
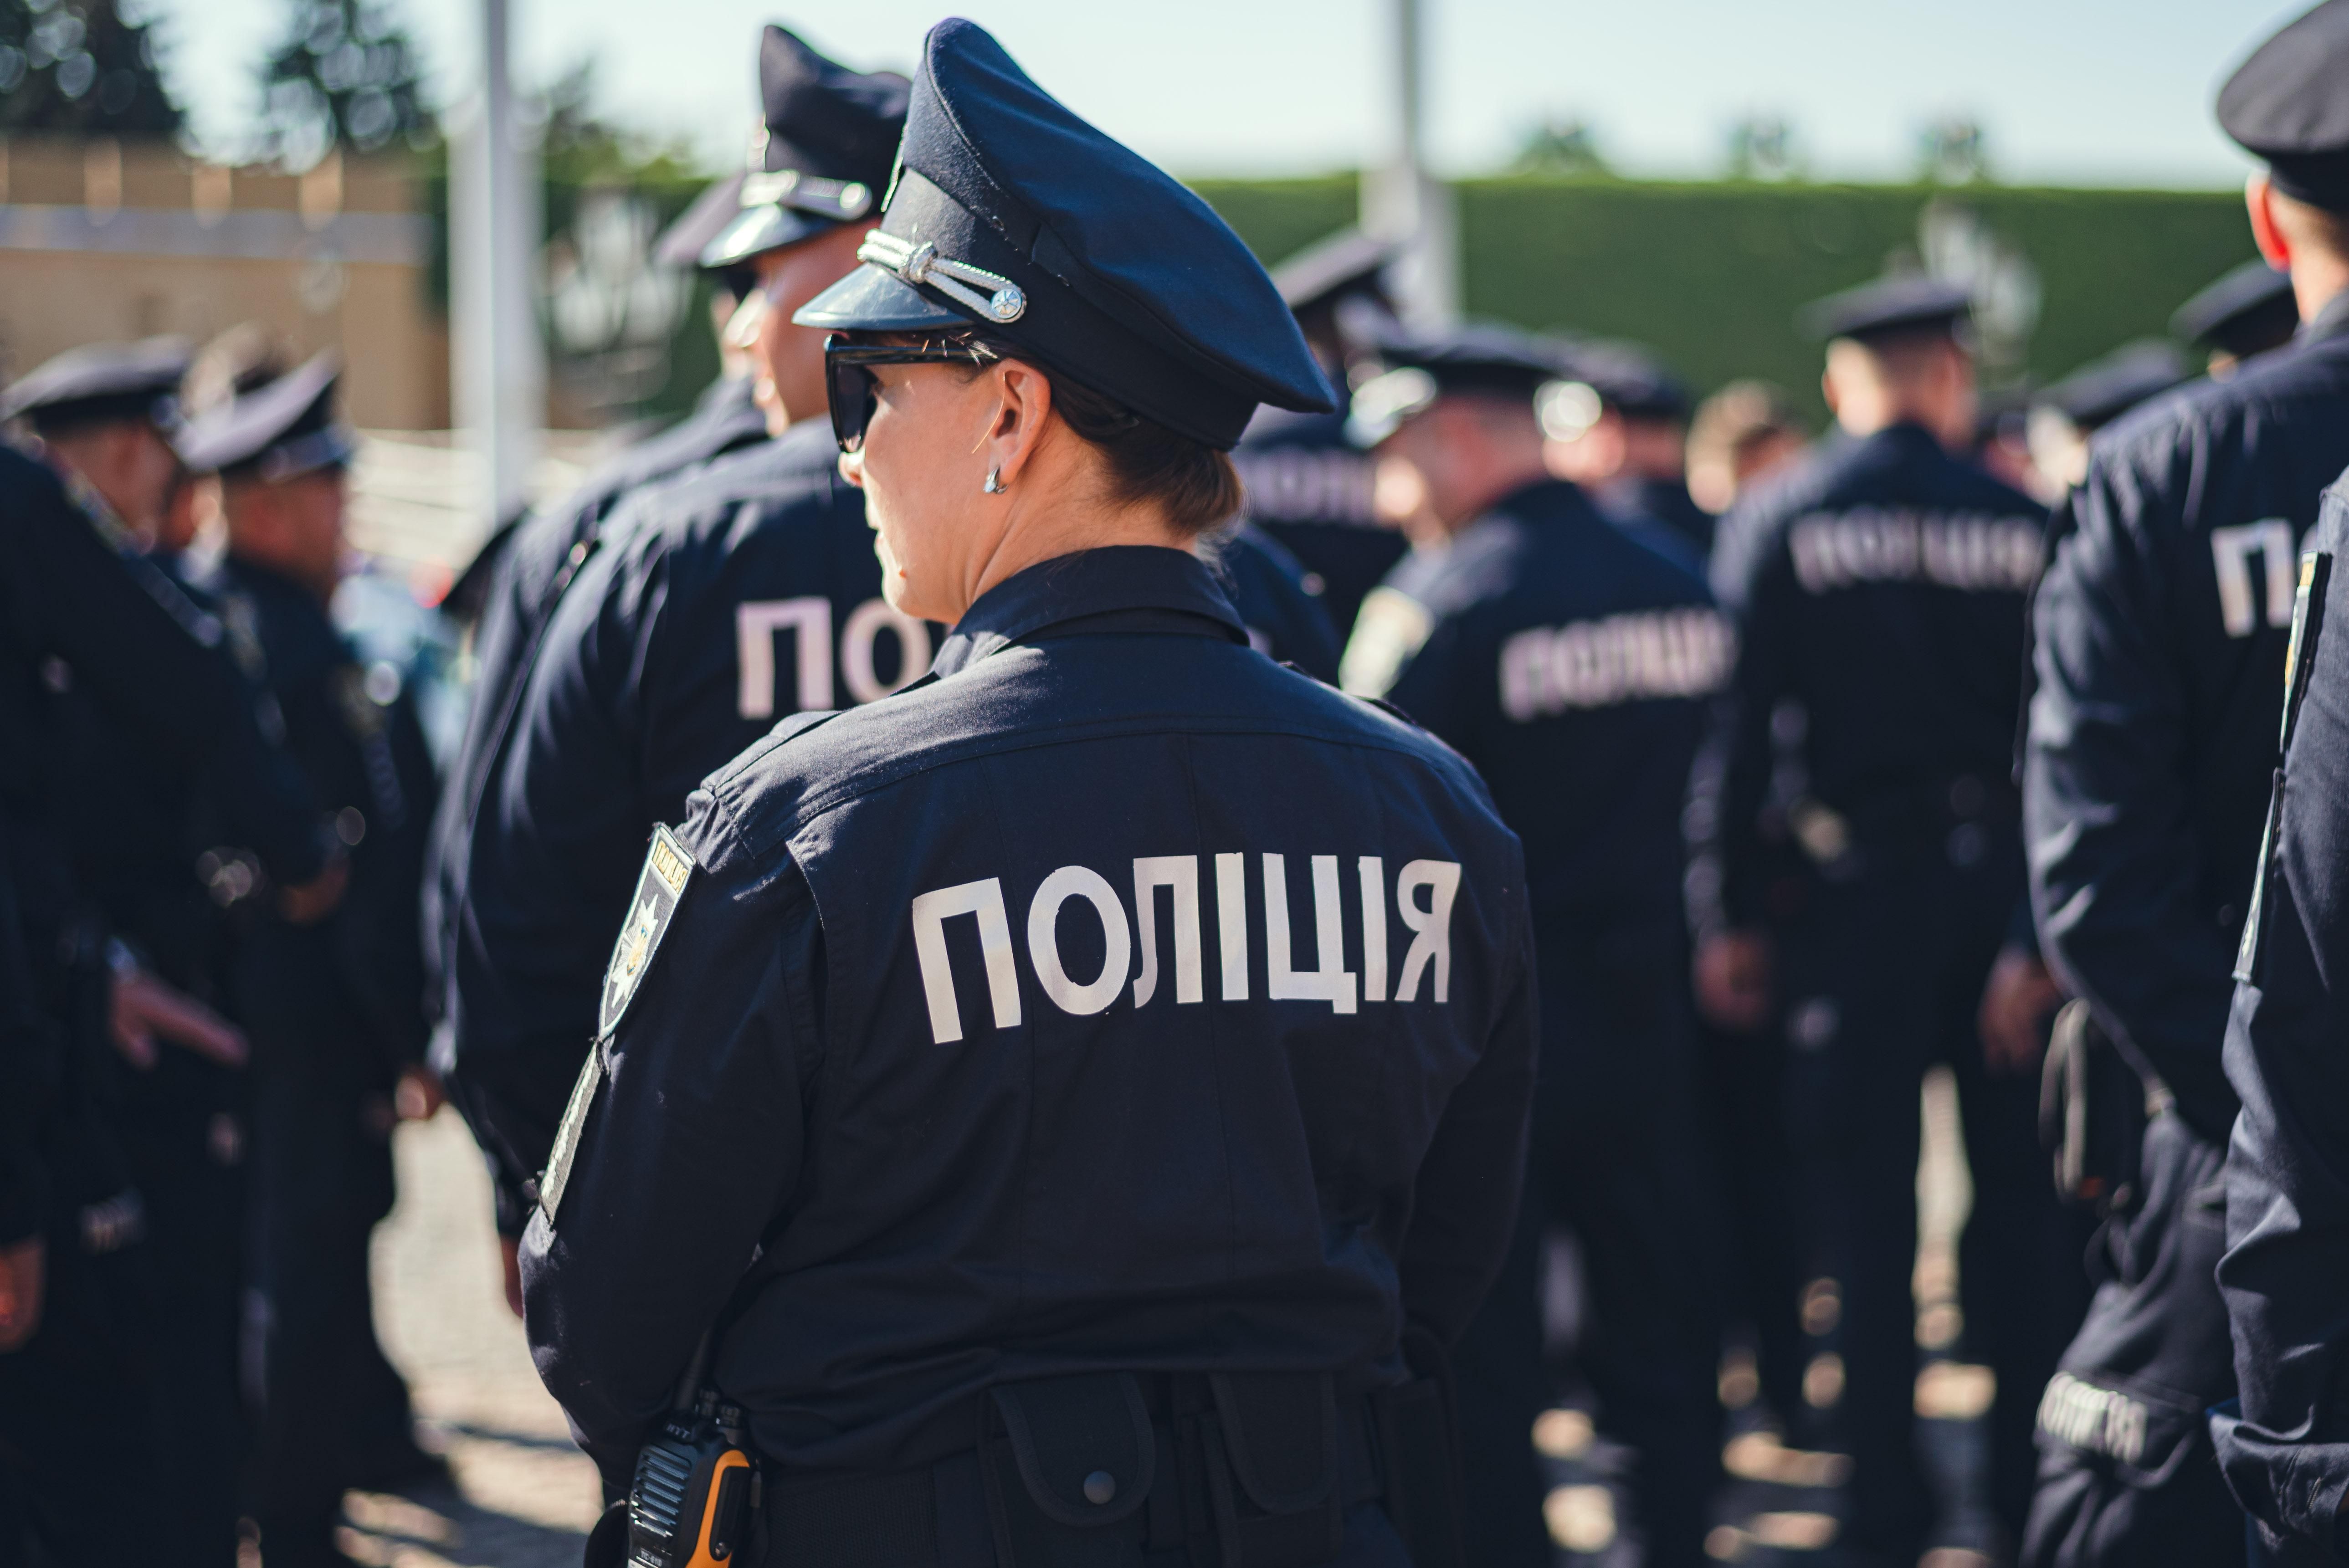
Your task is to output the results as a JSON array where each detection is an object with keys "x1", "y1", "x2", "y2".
[
  {"x1": 740, "y1": 167, "x2": 874, "y2": 221},
  {"x1": 861, "y1": 231, "x2": 1026, "y2": 323}
]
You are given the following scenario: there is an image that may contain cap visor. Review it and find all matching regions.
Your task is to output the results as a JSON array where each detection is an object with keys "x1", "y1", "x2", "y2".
[
  {"x1": 794, "y1": 263, "x2": 967, "y2": 332},
  {"x1": 699, "y1": 203, "x2": 837, "y2": 269}
]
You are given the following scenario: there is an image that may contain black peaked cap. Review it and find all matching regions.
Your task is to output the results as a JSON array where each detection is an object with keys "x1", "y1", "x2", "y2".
[
  {"x1": 2, "y1": 336, "x2": 189, "y2": 430},
  {"x1": 2218, "y1": 0, "x2": 2349, "y2": 212},
  {"x1": 1271, "y1": 227, "x2": 1396, "y2": 314},
  {"x1": 657, "y1": 170, "x2": 748, "y2": 269},
  {"x1": 2171, "y1": 259, "x2": 2299, "y2": 356},
  {"x1": 701, "y1": 26, "x2": 910, "y2": 269},
  {"x1": 794, "y1": 18, "x2": 1333, "y2": 449},
  {"x1": 1344, "y1": 321, "x2": 1558, "y2": 446},
  {"x1": 2035, "y1": 339, "x2": 2189, "y2": 431},
  {"x1": 1800, "y1": 275, "x2": 1972, "y2": 344},
  {"x1": 177, "y1": 352, "x2": 353, "y2": 481},
  {"x1": 1554, "y1": 338, "x2": 1690, "y2": 421}
]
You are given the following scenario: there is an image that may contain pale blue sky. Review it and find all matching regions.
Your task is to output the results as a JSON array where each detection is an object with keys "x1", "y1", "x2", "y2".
[{"x1": 147, "y1": 0, "x2": 2302, "y2": 187}]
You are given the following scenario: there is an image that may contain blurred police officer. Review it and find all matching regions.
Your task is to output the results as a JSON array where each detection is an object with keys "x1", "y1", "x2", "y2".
[
  {"x1": 526, "y1": 22, "x2": 1534, "y2": 1568},
  {"x1": 2025, "y1": 340, "x2": 2190, "y2": 495},
  {"x1": 1540, "y1": 338, "x2": 1717, "y2": 564},
  {"x1": 2022, "y1": 6, "x2": 2349, "y2": 1561},
  {"x1": 0, "y1": 363, "x2": 336, "y2": 1564},
  {"x1": 179, "y1": 356, "x2": 443, "y2": 1568},
  {"x1": 1341, "y1": 324, "x2": 1730, "y2": 1568},
  {"x1": 438, "y1": 25, "x2": 914, "y2": 1312},
  {"x1": 2211, "y1": 472, "x2": 2349, "y2": 1566},
  {"x1": 1233, "y1": 226, "x2": 1407, "y2": 644},
  {"x1": 2173, "y1": 259, "x2": 2302, "y2": 380},
  {"x1": 1693, "y1": 277, "x2": 2076, "y2": 1563}
]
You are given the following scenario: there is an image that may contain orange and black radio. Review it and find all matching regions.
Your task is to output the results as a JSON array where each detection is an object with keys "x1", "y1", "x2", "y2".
[{"x1": 629, "y1": 1336, "x2": 761, "y2": 1568}]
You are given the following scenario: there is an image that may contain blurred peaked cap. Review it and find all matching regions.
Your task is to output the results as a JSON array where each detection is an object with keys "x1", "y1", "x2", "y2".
[
  {"x1": 2, "y1": 335, "x2": 190, "y2": 429},
  {"x1": 1271, "y1": 226, "x2": 1397, "y2": 313},
  {"x1": 1553, "y1": 338, "x2": 1690, "y2": 421},
  {"x1": 793, "y1": 17, "x2": 1333, "y2": 450},
  {"x1": 2171, "y1": 259, "x2": 2299, "y2": 354},
  {"x1": 699, "y1": 26, "x2": 910, "y2": 269},
  {"x1": 1345, "y1": 320, "x2": 1556, "y2": 446},
  {"x1": 1799, "y1": 274, "x2": 1972, "y2": 343},
  {"x1": 2219, "y1": 0, "x2": 2349, "y2": 211},
  {"x1": 656, "y1": 170, "x2": 747, "y2": 269},
  {"x1": 2035, "y1": 339, "x2": 2189, "y2": 430},
  {"x1": 176, "y1": 351, "x2": 354, "y2": 481}
]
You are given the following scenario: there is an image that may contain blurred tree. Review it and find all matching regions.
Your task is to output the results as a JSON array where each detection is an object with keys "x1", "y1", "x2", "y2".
[
  {"x1": 0, "y1": 0, "x2": 181, "y2": 136},
  {"x1": 1726, "y1": 114, "x2": 1801, "y2": 181},
  {"x1": 1513, "y1": 117, "x2": 1609, "y2": 177},
  {"x1": 258, "y1": 0, "x2": 431, "y2": 167},
  {"x1": 1918, "y1": 117, "x2": 1991, "y2": 184}
]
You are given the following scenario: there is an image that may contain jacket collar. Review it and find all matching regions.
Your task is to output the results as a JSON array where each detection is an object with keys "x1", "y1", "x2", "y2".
[
  {"x1": 931, "y1": 544, "x2": 1247, "y2": 678},
  {"x1": 2303, "y1": 284, "x2": 2349, "y2": 348}
]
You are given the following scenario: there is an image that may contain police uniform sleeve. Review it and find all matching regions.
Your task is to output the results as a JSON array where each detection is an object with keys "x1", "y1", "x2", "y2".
[
  {"x1": 1689, "y1": 506, "x2": 1796, "y2": 936},
  {"x1": 2213, "y1": 486, "x2": 2349, "y2": 1554},
  {"x1": 2024, "y1": 462, "x2": 2239, "y2": 1138},
  {"x1": 518, "y1": 786, "x2": 819, "y2": 1485},
  {"x1": 1397, "y1": 892, "x2": 1538, "y2": 1344},
  {"x1": 1380, "y1": 611, "x2": 1485, "y2": 761},
  {"x1": 8, "y1": 454, "x2": 328, "y2": 887}
]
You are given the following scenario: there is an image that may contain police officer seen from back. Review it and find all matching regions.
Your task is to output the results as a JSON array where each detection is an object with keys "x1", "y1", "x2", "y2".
[
  {"x1": 1539, "y1": 338, "x2": 1716, "y2": 564},
  {"x1": 1338, "y1": 325, "x2": 1730, "y2": 1568},
  {"x1": 2020, "y1": 5, "x2": 2349, "y2": 1561},
  {"x1": 525, "y1": 22, "x2": 1534, "y2": 1568},
  {"x1": 1693, "y1": 276, "x2": 2079, "y2": 1563},
  {"x1": 439, "y1": 24, "x2": 917, "y2": 1315},
  {"x1": 178, "y1": 356, "x2": 444, "y2": 1568},
  {"x1": 2172, "y1": 259, "x2": 2302, "y2": 380},
  {"x1": 1231, "y1": 227, "x2": 1406, "y2": 645},
  {"x1": 0, "y1": 349, "x2": 339, "y2": 1565}
]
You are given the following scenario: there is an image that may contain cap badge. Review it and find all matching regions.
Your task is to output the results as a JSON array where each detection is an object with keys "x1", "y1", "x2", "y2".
[
  {"x1": 861, "y1": 231, "x2": 1027, "y2": 323},
  {"x1": 739, "y1": 167, "x2": 874, "y2": 221}
]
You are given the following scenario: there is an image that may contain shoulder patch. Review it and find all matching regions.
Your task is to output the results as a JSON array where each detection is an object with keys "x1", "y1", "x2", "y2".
[{"x1": 600, "y1": 823, "x2": 695, "y2": 1039}]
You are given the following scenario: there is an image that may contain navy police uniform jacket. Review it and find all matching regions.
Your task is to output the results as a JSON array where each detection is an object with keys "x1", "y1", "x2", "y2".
[
  {"x1": 2213, "y1": 475, "x2": 2349, "y2": 1557},
  {"x1": 1694, "y1": 423, "x2": 2044, "y2": 938},
  {"x1": 423, "y1": 375, "x2": 768, "y2": 1043},
  {"x1": 521, "y1": 546, "x2": 1536, "y2": 1486},
  {"x1": 0, "y1": 446, "x2": 326, "y2": 1243},
  {"x1": 205, "y1": 557, "x2": 437, "y2": 1082},
  {"x1": 2026, "y1": 294, "x2": 2349, "y2": 1143},
  {"x1": 1596, "y1": 474, "x2": 1717, "y2": 566},
  {"x1": 1212, "y1": 520, "x2": 1344, "y2": 684},
  {"x1": 1343, "y1": 478, "x2": 1729, "y2": 937},
  {"x1": 1232, "y1": 405, "x2": 1403, "y2": 644},
  {"x1": 446, "y1": 420, "x2": 926, "y2": 1230}
]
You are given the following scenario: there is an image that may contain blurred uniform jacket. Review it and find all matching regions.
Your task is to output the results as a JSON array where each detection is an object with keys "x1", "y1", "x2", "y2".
[
  {"x1": 0, "y1": 444, "x2": 325, "y2": 1242},
  {"x1": 1693, "y1": 422, "x2": 2045, "y2": 937},
  {"x1": 2025, "y1": 294, "x2": 2349, "y2": 1143},
  {"x1": 1596, "y1": 474, "x2": 1717, "y2": 566},
  {"x1": 1345, "y1": 477, "x2": 1729, "y2": 937},
  {"x1": 422, "y1": 375, "x2": 769, "y2": 1041},
  {"x1": 1210, "y1": 520, "x2": 1344, "y2": 683},
  {"x1": 522, "y1": 547, "x2": 1536, "y2": 1486},
  {"x1": 202, "y1": 556, "x2": 436, "y2": 1084},
  {"x1": 2212, "y1": 475, "x2": 2349, "y2": 1557},
  {"x1": 1232, "y1": 404, "x2": 1403, "y2": 643}
]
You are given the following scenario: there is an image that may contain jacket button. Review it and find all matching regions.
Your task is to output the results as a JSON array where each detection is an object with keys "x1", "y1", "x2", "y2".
[{"x1": 1083, "y1": 1471, "x2": 1116, "y2": 1506}]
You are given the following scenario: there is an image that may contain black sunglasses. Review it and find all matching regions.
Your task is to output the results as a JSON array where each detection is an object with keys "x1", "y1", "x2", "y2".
[{"x1": 822, "y1": 333, "x2": 998, "y2": 453}]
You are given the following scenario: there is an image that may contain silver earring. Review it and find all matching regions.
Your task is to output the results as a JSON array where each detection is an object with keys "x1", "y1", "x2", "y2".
[{"x1": 982, "y1": 466, "x2": 1005, "y2": 494}]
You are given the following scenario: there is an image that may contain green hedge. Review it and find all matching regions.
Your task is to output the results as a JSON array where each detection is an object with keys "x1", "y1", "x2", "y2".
[{"x1": 1191, "y1": 175, "x2": 2260, "y2": 422}]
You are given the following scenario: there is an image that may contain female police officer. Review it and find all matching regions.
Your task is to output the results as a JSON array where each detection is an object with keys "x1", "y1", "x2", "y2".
[{"x1": 523, "y1": 21, "x2": 1535, "y2": 1568}]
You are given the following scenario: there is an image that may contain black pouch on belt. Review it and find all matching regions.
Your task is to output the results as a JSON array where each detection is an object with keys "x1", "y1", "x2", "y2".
[
  {"x1": 980, "y1": 1373, "x2": 1157, "y2": 1568},
  {"x1": 1368, "y1": 1327, "x2": 1465, "y2": 1568},
  {"x1": 1200, "y1": 1372, "x2": 1343, "y2": 1568}
]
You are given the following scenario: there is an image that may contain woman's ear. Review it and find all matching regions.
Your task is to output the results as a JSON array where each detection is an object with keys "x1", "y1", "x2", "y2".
[{"x1": 986, "y1": 360, "x2": 1056, "y2": 488}]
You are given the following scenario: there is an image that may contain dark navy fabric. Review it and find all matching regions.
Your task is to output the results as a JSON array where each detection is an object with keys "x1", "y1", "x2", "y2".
[
  {"x1": 1697, "y1": 422, "x2": 2058, "y2": 1559},
  {"x1": 444, "y1": 420, "x2": 917, "y2": 1233},
  {"x1": 1343, "y1": 477, "x2": 1728, "y2": 1567},
  {"x1": 1231, "y1": 403, "x2": 1401, "y2": 644},
  {"x1": 2213, "y1": 479, "x2": 2349, "y2": 1561},
  {"x1": 2021, "y1": 293, "x2": 2349, "y2": 1568},
  {"x1": 1210, "y1": 520, "x2": 1343, "y2": 683},
  {"x1": 521, "y1": 545, "x2": 1536, "y2": 1497},
  {"x1": 423, "y1": 376, "x2": 768, "y2": 1053},
  {"x1": 1594, "y1": 473, "x2": 1716, "y2": 569}
]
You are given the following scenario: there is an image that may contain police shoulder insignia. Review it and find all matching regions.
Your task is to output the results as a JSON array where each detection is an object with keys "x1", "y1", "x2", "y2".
[{"x1": 600, "y1": 824, "x2": 695, "y2": 1039}]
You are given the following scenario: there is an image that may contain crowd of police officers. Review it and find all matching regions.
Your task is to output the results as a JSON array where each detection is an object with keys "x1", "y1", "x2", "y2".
[{"x1": 5, "y1": 2, "x2": 2349, "y2": 1565}]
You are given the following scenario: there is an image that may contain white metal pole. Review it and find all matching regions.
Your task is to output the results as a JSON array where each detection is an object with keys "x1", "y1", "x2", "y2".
[
  {"x1": 451, "y1": 0, "x2": 543, "y2": 526},
  {"x1": 1361, "y1": 0, "x2": 1457, "y2": 328}
]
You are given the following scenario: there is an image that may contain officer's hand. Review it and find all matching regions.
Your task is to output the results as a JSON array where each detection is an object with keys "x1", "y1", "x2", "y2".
[
  {"x1": 395, "y1": 1064, "x2": 446, "y2": 1122},
  {"x1": 278, "y1": 852, "x2": 349, "y2": 925},
  {"x1": 500, "y1": 1235, "x2": 524, "y2": 1320},
  {"x1": 110, "y1": 964, "x2": 249, "y2": 1070},
  {"x1": 0, "y1": 1237, "x2": 45, "y2": 1352},
  {"x1": 1695, "y1": 930, "x2": 1773, "y2": 1032},
  {"x1": 1980, "y1": 945, "x2": 2062, "y2": 1076}
]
